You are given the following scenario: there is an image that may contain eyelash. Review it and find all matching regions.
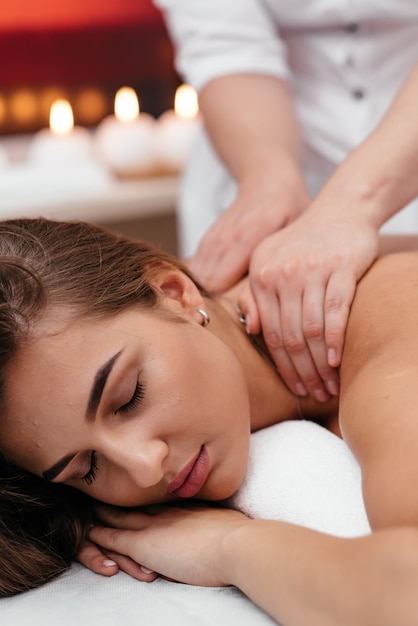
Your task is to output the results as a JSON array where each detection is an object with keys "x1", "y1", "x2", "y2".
[
  {"x1": 117, "y1": 381, "x2": 145, "y2": 415},
  {"x1": 82, "y1": 451, "x2": 98, "y2": 486},
  {"x1": 81, "y1": 381, "x2": 145, "y2": 486}
]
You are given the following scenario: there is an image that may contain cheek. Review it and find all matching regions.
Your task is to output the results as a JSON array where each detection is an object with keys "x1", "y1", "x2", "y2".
[{"x1": 170, "y1": 346, "x2": 250, "y2": 433}]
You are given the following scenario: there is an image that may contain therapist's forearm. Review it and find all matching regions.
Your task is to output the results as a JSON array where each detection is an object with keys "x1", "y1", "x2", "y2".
[
  {"x1": 199, "y1": 74, "x2": 306, "y2": 185},
  {"x1": 310, "y1": 62, "x2": 418, "y2": 228}
]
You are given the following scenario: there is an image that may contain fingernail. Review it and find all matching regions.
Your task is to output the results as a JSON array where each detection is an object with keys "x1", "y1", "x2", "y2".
[
  {"x1": 326, "y1": 380, "x2": 340, "y2": 396},
  {"x1": 244, "y1": 315, "x2": 251, "y2": 334},
  {"x1": 295, "y1": 383, "x2": 308, "y2": 396},
  {"x1": 328, "y1": 348, "x2": 338, "y2": 367},
  {"x1": 140, "y1": 566, "x2": 154, "y2": 574},
  {"x1": 314, "y1": 388, "x2": 329, "y2": 403},
  {"x1": 103, "y1": 559, "x2": 117, "y2": 567}
]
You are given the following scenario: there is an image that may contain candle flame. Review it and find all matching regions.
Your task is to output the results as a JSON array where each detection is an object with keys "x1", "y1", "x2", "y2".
[
  {"x1": 174, "y1": 84, "x2": 199, "y2": 119},
  {"x1": 114, "y1": 87, "x2": 140, "y2": 123},
  {"x1": 49, "y1": 99, "x2": 74, "y2": 135}
]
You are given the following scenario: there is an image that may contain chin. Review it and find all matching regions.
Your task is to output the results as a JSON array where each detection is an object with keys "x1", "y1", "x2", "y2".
[{"x1": 202, "y1": 460, "x2": 248, "y2": 502}]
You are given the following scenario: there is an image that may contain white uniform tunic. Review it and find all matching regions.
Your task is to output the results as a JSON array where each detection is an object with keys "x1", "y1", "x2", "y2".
[{"x1": 154, "y1": 0, "x2": 418, "y2": 255}]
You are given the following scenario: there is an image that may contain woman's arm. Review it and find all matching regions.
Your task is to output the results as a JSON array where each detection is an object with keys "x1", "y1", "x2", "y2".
[{"x1": 89, "y1": 504, "x2": 418, "y2": 626}]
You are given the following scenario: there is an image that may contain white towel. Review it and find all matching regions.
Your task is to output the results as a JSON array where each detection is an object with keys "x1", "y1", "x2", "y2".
[{"x1": 227, "y1": 420, "x2": 371, "y2": 538}]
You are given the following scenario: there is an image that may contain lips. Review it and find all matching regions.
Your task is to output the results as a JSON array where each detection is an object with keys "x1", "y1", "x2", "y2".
[{"x1": 166, "y1": 446, "x2": 210, "y2": 498}]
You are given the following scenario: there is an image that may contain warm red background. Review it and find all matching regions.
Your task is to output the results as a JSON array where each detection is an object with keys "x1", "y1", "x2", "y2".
[
  {"x1": 2, "y1": 0, "x2": 162, "y2": 30},
  {"x1": 0, "y1": 0, "x2": 175, "y2": 87}
]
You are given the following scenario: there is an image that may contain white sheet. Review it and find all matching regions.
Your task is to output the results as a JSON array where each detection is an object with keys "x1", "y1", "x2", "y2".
[{"x1": 0, "y1": 421, "x2": 369, "y2": 626}]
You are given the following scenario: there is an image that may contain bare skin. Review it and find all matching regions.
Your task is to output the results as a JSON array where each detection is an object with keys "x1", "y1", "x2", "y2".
[
  {"x1": 189, "y1": 64, "x2": 418, "y2": 406},
  {"x1": 4, "y1": 244, "x2": 418, "y2": 623},
  {"x1": 87, "y1": 252, "x2": 418, "y2": 625}
]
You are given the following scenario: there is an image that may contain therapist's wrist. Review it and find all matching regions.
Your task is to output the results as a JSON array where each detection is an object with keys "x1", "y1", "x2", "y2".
[
  {"x1": 307, "y1": 166, "x2": 393, "y2": 233},
  {"x1": 239, "y1": 155, "x2": 310, "y2": 213},
  {"x1": 313, "y1": 144, "x2": 411, "y2": 231}
]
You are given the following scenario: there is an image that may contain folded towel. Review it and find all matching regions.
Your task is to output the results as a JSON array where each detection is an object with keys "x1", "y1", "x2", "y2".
[{"x1": 227, "y1": 420, "x2": 371, "y2": 538}]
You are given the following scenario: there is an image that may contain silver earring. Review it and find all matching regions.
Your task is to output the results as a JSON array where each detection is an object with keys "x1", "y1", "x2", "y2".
[{"x1": 197, "y1": 308, "x2": 210, "y2": 327}]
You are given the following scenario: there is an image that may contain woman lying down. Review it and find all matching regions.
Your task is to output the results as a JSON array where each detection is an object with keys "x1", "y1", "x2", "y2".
[{"x1": 1, "y1": 218, "x2": 418, "y2": 626}]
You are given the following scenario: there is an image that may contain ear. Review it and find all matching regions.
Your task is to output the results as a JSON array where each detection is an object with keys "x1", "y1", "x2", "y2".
[{"x1": 150, "y1": 267, "x2": 205, "y2": 321}]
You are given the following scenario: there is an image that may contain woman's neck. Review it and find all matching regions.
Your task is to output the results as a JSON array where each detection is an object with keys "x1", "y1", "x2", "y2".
[{"x1": 205, "y1": 293, "x2": 339, "y2": 432}]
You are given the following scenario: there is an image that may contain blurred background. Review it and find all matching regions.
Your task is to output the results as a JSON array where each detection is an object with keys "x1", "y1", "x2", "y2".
[
  {"x1": 0, "y1": 0, "x2": 185, "y2": 255},
  {"x1": 0, "y1": 0, "x2": 179, "y2": 135}
]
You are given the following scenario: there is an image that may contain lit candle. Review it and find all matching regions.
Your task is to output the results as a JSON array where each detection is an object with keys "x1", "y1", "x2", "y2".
[
  {"x1": 94, "y1": 87, "x2": 157, "y2": 178},
  {"x1": 155, "y1": 84, "x2": 201, "y2": 173},
  {"x1": 2, "y1": 99, "x2": 111, "y2": 210},
  {"x1": 29, "y1": 99, "x2": 94, "y2": 163}
]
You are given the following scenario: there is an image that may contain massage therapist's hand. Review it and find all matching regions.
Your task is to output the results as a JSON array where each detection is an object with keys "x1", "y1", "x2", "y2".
[
  {"x1": 89, "y1": 504, "x2": 250, "y2": 587},
  {"x1": 188, "y1": 166, "x2": 309, "y2": 293},
  {"x1": 239, "y1": 206, "x2": 379, "y2": 402}
]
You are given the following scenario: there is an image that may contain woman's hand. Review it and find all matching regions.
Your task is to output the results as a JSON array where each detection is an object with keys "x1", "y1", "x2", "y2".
[
  {"x1": 77, "y1": 538, "x2": 159, "y2": 582},
  {"x1": 88, "y1": 503, "x2": 250, "y2": 587},
  {"x1": 239, "y1": 206, "x2": 379, "y2": 401}
]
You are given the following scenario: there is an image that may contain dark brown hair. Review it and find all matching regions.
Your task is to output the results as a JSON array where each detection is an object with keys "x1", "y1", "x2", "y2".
[
  {"x1": 0, "y1": 460, "x2": 91, "y2": 596},
  {"x1": 0, "y1": 217, "x2": 200, "y2": 596}
]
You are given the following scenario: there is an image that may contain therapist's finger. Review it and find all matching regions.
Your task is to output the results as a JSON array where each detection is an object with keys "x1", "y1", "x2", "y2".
[
  {"x1": 189, "y1": 210, "x2": 249, "y2": 292},
  {"x1": 190, "y1": 247, "x2": 246, "y2": 293},
  {"x1": 274, "y1": 282, "x2": 330, "y2": 402},
  {"x1": 302, "y1": 281, "x2": 340, "y2": 397},
  {"x1": 253, "y1": 285, "x2": 308, "y2": 398},
  {"x1": 324, "y1": 270, "x2": 357, "y2": 368},
  {"x1": 191, "y1": 234, "x2": 252, "y2": 293}
]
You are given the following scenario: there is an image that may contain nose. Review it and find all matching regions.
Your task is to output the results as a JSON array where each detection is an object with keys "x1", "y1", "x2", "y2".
[{"x1": 100, "y1": 431, "x2": 169, "y2": 488}]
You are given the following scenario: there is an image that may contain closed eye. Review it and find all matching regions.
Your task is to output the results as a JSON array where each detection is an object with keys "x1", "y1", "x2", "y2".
[
  {"x1": 82, "y1": 451, "x2": 98, "y2": 486},
  {"x1": 117, "y1": 381, "x2": 145, "y2": 415},
  {"x1": 80, "y1": 382, "x2": 145, "y2": 486}
]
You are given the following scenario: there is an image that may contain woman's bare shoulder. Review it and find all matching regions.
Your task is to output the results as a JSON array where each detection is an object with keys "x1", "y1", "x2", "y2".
[
  {"x1": 350, "y1": 252, "x2": 418, "y2": 337},
  {"x1": 362, "y1": 250, "x2": 418, "y2": 289},
  {"x1": 342, "y1": 251, "x2": 418, "y2": 383}
]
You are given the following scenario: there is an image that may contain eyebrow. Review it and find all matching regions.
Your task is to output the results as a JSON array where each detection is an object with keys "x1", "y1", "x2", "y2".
[
  {"x1": 42, "y1": 350, "x2": 123, "y2": 482},
  {"x1": 42, "y1": 453, "x2": 76, "y2": 482},
  {"x1": 85, "y1": 350, "x2": 123, "y2": 423}
]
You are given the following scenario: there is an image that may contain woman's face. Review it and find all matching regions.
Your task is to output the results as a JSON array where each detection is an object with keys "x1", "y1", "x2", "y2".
[{"x1": 2, "y1": 301, "x2": 251, "y2": 507}]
